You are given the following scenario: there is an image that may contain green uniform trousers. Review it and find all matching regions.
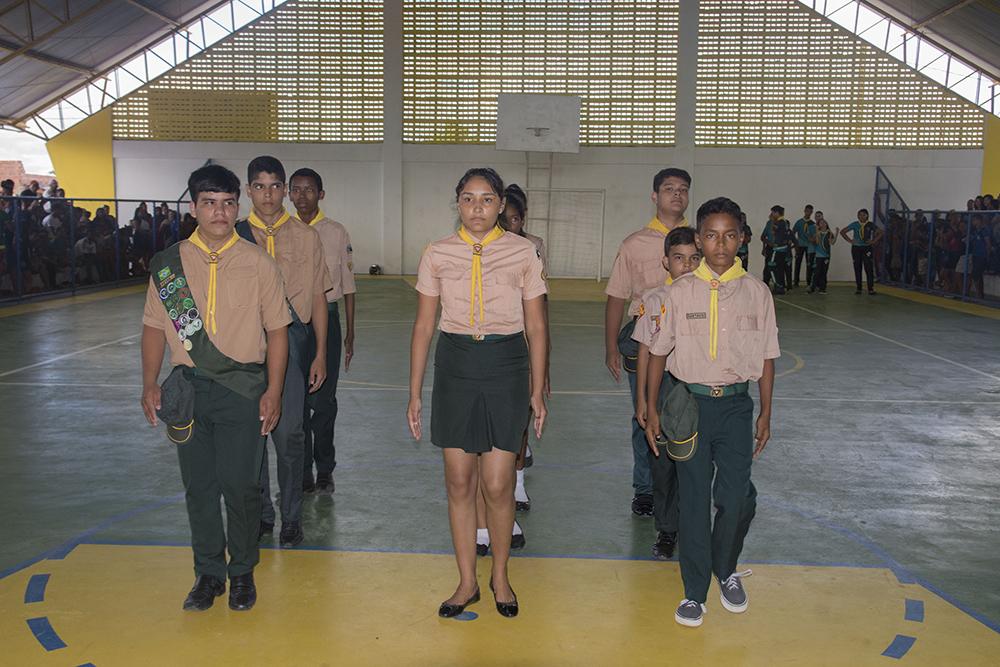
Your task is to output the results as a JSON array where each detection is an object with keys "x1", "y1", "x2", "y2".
[
  {"x1": 676, "y1": 392, "x2": 757, "y2": 603},
  {"x1": 178, "y1": 370, "x2": 266, "y2": 580}
]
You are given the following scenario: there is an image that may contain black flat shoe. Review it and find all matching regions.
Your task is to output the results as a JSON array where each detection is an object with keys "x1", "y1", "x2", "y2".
[
  {"x1": 489, "y1": 578, "x2": 519, "y2": 618},
  {"x1": 279, "y1": 522, "x2": 304, "y2": 548},
  {"x1": 511, "y1": 533, "x2": 526, "y2": 550},
  {"x1": 228, "y1": 572, "x2": 257, "y2": 611},
  {"x1": 182, "y1": 575, "x2": 225, "y2": 611},
  {"x1": 258, "y1": 520, "x2": 274, "y2": 541},
  {"x1": 438, "y1": 587, "x2": 480, "y2": 618},
  {"x1": 476, "y1": 543, "x2": 489, "y2": 557}
]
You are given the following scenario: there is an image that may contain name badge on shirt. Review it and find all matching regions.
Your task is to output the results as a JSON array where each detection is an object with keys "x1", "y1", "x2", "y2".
[{"x1": 686, "y1": 312, "x2": 707, "y2": 320}]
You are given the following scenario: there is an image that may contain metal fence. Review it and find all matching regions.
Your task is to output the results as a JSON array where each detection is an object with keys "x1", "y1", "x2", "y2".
[
  {"x1": 874, "y1": 167, "x2": 999, "y2": 303},
  {"x1": 0, "y1": 196, "x2": 189, "y2": 302}
]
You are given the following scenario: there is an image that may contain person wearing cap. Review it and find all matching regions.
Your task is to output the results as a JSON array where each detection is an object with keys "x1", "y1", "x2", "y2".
[
  {"x1": 140, "y1": 164, "x2": 291, "y2": 612},
  {"x1": 407, "y1": 168, "x2": 548, "y2": 619},
  {"x1": 644, "y1": 196, "x2": 778, "y2": 628},
  {"x1": 289, "y1": 167, "x2": 357, "y2": 495},
  {"x1": 631, "y1": 226, "x2": 701, "y2": 560},
  {"x1": 605, "y1": 167, "x2": 691, "y2": 518},
  {"x1": 237, "y1": 156, "x2": 333, "y2": 548}
]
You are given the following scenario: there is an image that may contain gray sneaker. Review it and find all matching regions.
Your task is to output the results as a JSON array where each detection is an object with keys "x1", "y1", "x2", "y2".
[
  {"x1": 719, "y1": 569, "x2": 752, "y2": 613},
  {"x1": 674, "y1": 599, "x2": 706, "y2": 627}
]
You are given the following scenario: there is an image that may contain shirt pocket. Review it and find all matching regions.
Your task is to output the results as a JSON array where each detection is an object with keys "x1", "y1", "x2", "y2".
[
  {"x1": 737, "y1": 314, "x2": 760, "y2": 331},
  {"x1": 485, "y1": 271, "x2": 522, "y2": 317},
  {"x1": 225, "y1": 267, "x2": 258, "y2": 309},
  {"x1": 637, "y1": 258, "x2": 665, "y2": 289},
  {"x1": 437, "y1": 265, "x2": 469, "y2": 315}
]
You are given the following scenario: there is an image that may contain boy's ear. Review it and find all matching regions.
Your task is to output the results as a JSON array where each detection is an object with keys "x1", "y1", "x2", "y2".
[
  {"x1": 695, "y1": 236, "x2": 703, "y2": 250},
  {"x1": 661, "y1": 256, "x2": 670, "y2": 270}
]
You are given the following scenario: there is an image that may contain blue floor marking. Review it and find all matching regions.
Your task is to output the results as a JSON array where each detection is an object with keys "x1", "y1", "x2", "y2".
[
  {"x1": 905, "y1": 599, "x2": 925, "y2": 623},
  {"x1": 24, "y1": 573, "x2": 50, "y2": 603},
  {"x1": 881, "y1": 634, "x2": 916, "y2": 659},
  {"x1": 26, "y1": 617, "x2": 67, "y2": 651}
]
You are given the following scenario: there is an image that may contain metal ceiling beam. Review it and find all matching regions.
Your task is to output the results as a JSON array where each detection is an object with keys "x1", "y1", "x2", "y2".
[
  {"x1": 0, "y1": 36, "x2": 95, "y2": 74},
  {"x1": 0, "y1": 0, "x2": 116, "y2": 68},
  {"x1": 120, "y1": 0, "x2": 181, "y2": 28},
  {"x1": 912, "y1": 0, "x2": 980, "y2": 30}
]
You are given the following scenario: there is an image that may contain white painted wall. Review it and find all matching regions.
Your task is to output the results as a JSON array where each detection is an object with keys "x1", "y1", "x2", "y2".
[{"x1": 113, "y1": 139, "x2": 983, "y2": 281}]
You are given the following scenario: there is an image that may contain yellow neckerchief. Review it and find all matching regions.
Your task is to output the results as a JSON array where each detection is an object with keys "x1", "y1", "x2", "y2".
[
  {"x1": 187, "y1": 229, "x2": 240, "y2": 335},
  {"x1": 646, "y1": 216, "x2": 688, "y2": 235},
  {"x1": 303, "y1": 208, "x2": 326, "y2": 226},
  {"x1": 857, "y1": 220, "x2": 870, "y2": 243},
  {"x1": 665, "y1": 275, "x2": 674, "y2": 286},
  {"x1": 692, "y1": 258, "x2": 747, "y2": 360},
  {"x1": 247, "y1": 208, "x2": 291, "y2": 257},
  {"x1": 457, "y1": 224, "x2": 505, "y2": 326}
]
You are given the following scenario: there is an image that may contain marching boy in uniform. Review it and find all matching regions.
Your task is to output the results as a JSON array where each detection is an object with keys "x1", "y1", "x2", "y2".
[
  {"x1": 140, "y1": 165, "x2": 290, "y2": 611},
  {"x1": 631, "y1": 226, "x2": 701, "y2": 560},
  {"x1": 644, "y1": 197, "x2": 778, "y2": 628}
]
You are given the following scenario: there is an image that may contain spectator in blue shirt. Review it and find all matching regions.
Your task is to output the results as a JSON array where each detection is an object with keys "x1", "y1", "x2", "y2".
[
  {"x1": 808, "y1": 213, "x2": 838, "y2": 294},
  {"x1": 840, "y1": 208, "x2": 883, "y2": 295}
]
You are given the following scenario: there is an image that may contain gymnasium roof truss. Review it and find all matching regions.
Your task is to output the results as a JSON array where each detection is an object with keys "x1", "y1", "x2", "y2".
[
  {"x1": 797, "y1": 0, "x2": 999, "y2": 116},
  {"x1": 0, "y1": 0, "x2": 290, "y2": 140}
]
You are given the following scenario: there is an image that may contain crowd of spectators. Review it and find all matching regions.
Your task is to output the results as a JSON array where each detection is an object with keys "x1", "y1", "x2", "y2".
[
  {"x1": 882, "y1": 193, "x2": 999, "y2": 300},
  {"x1": 1, "y1": 178, "x2": 196, "y2": 298}
]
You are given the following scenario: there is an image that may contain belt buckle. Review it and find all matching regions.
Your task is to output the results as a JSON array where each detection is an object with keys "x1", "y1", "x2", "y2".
[
  {"x1": 472, "y1": 334, "x2": 484, "y2": 342},
  {"x1": 710, "y1": 386, "x2": 723, "y2": 398}
]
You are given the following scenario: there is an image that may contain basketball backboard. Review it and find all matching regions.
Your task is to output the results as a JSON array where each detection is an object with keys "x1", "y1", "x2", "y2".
[{"x1": 496, "y1": 94, "x2": 581, "y2": 153}]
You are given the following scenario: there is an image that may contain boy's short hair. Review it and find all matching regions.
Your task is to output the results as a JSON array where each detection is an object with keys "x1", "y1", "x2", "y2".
[
  {"x1": 696, "y1": 197, "x2": 743, "y2": 230},
  {"x1": 815, "y1": 210, "x2": 824, "y2": 216},
  {"x1": 858, "y1": 208, "x2": 869, "y2": 216},
  {"x1": 770, "y1": 205, "x2": 784, "y2": 215},
  {"x1": 289, "y1": 167, "x2": 323, "y2": 192},
  {"x1": 188, "y1": 165, "x2": 240, "y2": 202},
  {"x1": 664, "y1": 226, "x2": 698, "y2": 254},
  {"x1": 653, "y1": 168, "x2": 692, "y2": 192},
  {"x1": 248, "y1": 155, "x2": 286, "y2": 183},
  {"x1": 804, "y1": 204, "x2": 814, "y2": 210}
]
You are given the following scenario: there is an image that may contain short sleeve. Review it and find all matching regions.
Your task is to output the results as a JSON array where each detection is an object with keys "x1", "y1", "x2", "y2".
[
  {"x1": 605, "y1": 249, "x2": 631, "y2": 299},
  {"x1": 648, "y1": 291, "x2": 677, "y2": 357},
  {"x1": 415, "y1": 246, "x2": 439, "y2": 296},
  {"x1": 521, "y1": 248, "x2": 547, "y2": 300},
  {"x1": 259, "y1": 256, "x2": 293, "y2": 331},
  {"x1": 760, "y1": 288, "x2": 780, "y2": 360},
  {"x1": 341, "y1": 229, "x2": 357, "y2": 295},
  {"x1": 631, "y1": 292, "x2": 657, "y2": 346},
  {"x1": 142, "y1": 277, "x2": 167, "y2": 329}
]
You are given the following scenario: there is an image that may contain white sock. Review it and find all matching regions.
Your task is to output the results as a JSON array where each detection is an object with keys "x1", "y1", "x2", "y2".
[
  {"x1": 514, "y1": 470, "x2": 528, "y2": 502},
  {"x1": 476, "y1": 528, "x2": 490, "y2": 546},
  {"x1": 512, "y1": 520, "x2": 523, "y2": 536}
]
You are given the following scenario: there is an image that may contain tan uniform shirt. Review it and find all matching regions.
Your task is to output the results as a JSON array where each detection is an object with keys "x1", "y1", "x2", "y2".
[
  {"x1": 649, "y1": 272, "x2": 780, "y2": 385},
  {"x1": 524, "y1": 232, "x2": 547, "y2": 271},
  {"x1": 606, "y1": 226, "x2": 676, "y2": 316},
  {"x1": 246, "y1": 215, "x2": 333, "y2": 322},
  {"x1": 415, "y1": 230, "x2": 548, "y2": 336},
  {"x1": 310, "y1": 216, "x2": 357, "y2": 302},
  {"x1": 142, "y1": 239, "x2": 291, "y2": 367},
  {"x1": 631, "y1": 283, "x2": 672, "y2": 347}
]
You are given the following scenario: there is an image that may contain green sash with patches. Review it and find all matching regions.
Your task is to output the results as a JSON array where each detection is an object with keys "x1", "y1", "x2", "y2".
[{"x1": 150, "y1": 243, "x2": 266, "y2": 401}]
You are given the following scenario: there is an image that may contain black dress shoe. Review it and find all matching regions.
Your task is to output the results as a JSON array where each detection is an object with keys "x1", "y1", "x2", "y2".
[
  {"x1": 183, "y1": 575, "x2": 225, "y2": 611},
  {"x1": 315, "y1": 473, "x2": 335, "y2": 494},
  {"x1": 489, "y1": 578, "x2": 518, "y2": 618},
  {"x1": 228, "y1": 573, "x2": 256, "y2": 611},
  {"x1": 630, "y1": 494, "x2": 654, "y2": 517},
  {"x1": 258, "y1": 520, "x2": 274, "y2": 541},
  {"x1": 302, "y1": 475, "x2": 316, "y2": 494},
  {"x1": 652, "y1": 531, "x2": 677, "y2": 560},
  {"x1": 476, "y1": 543, "x2": 489, "y2": 557},
  {"x1": 279, "y1": 522, "x2": 304, "y2": 548},
  {"x1": 438, "y1": 587, "x2": 480, "y2": 618},
  {"x1": 511, "y1": 533, "x2": 526, "y2": 550}
]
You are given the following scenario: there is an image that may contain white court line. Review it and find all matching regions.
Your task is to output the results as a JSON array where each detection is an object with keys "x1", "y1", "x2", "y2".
[
  {"x1": 0, "y1": 334, "x2": 141, "y2": 379},
  {"x1": 776, "y1": 298, "x2": 1000, "y2": 383}
]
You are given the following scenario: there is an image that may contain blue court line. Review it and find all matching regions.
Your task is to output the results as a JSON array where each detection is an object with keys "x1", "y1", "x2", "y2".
[
  {"x1": 25, "y1": 617, "x2": 67, "y2": 651},
  {"x1": 24, "y1": 573, "x2": 50, "y2": 603},
  {"x1": 905, "y1": 598, "x2": 925, "y2": 623},
  {"x1": 881, "y1": 634, "x2": 916, "y2": 659}
]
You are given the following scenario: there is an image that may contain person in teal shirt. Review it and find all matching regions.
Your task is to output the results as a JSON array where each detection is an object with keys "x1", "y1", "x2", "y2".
[
  {"x1": 840, "y1": 208, "x2": 883, "y2": 295},
  {"x1": 764, "y1": 205, "x2": 791, "y2": 294},
  {"x1": 808, "y1": 213, "x2": 838, "y2": 294},
  {"x1": 792, "y1": 204, "x2": 814, "y2": 288}
]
